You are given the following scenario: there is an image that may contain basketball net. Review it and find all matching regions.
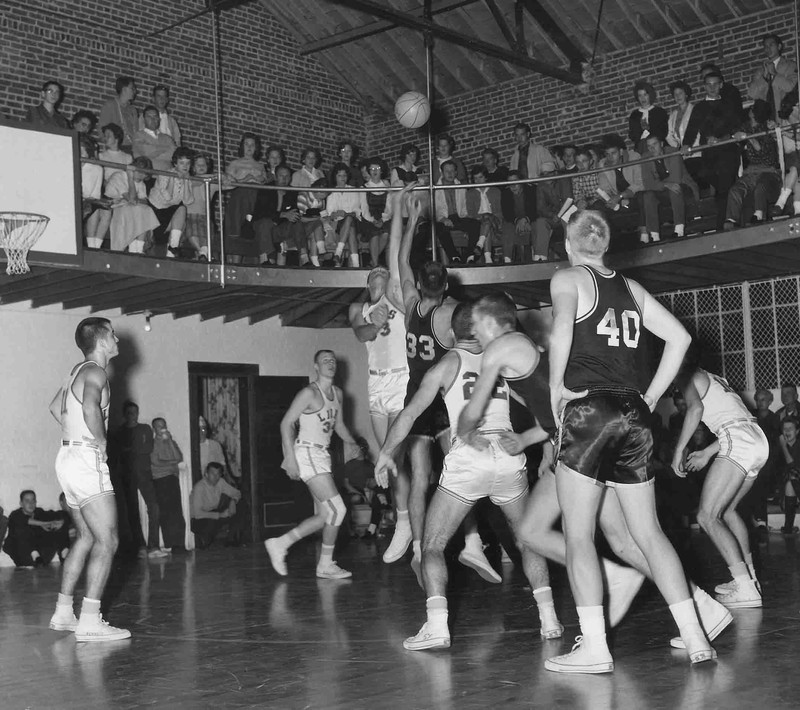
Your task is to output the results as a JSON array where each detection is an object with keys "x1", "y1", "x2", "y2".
[{"x1": 0, "y1": 213, "x2": 50, "y2": 275}]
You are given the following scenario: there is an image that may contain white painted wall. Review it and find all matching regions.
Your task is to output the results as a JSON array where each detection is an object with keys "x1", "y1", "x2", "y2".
[{"x1": 0, "y1": 302, "x2": 370, "y2": 515}]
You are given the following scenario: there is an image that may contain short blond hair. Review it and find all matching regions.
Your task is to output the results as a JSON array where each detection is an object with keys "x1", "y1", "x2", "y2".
[{"x1": 567, "y1": 210, "x2": 610, "y2": 257}]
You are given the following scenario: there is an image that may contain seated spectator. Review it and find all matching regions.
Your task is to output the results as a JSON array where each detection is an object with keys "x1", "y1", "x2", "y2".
[
  {"x1": 150, "y1": 417, "x2": 187, "y2": 551},
  {"x1": 571, "y1": 147, "x2": 602, "y2": 210},
  {"x1": 132, "y1": 104, "x2": 178, "y2": 172},
  {"x1": 81, "y1": 135, "x2": 112, "y2": 249},
  {"x1": 359, "y1": 158, "x2": 392, "y2": 267},
  {"x1": 435, "y1": 159, "x2": 480, "y2": 264},
  {"x1": 628, "y1": 80, "x2": 668, "y2": 154},
  {"x1": 723, "y1": 99, "x2": 781, "y2": 230},
  {"x1": 140, "y1": 84, "x2": 181, "y2": 145},
  {"x1": 336, "y1": 140, "x2": 363, "y2": 187},
  {"x1": 98, "y1": 122, "x2": 133, "y2": 185},
  {"x1": 264, "y1": 145, "x2": 286, "y2": 184},
  {"x1": 71, "y1": 109, "x2": 97, "y2": 135},
  {"x1": 190, "y1": 462, "x2": 244, "y2": 549},
  {"x1": 323, "y1": 163, "x2": 362, "y2": 267},
  {"x1": 298, "y1": 178, "x2": 330, "y2": 268},
  {"x1": 465, "y1": 164, "x2": 501, "y2": 264},
  {"x1": 391, "y1": 143, "x2": 424, "y2": 186},
  {"x1": 778, "y1": 382, "x2": 800, "y2": 420},
  {"x1": 98, "y1": 76, "x2": 139, "y2": 152},
  {"x1": 148, "y1": 146, "x2": 195, "y2": 257},
  {"x1": 24, "y1": 80, "x2": 69, "y2": 129},
  {"x1": 748, "y1": 33, "x2": 796, "y2": 121},
  {"x1": 509, "y1": 122, "x2": 555, "y2": 181},
  {"x1": 251, "y1": 163, "x2": 306, "y2": 266},
  {"x1": 666, "y1": 81, "x2": 700, "y2": 182},
  {"x1": 432, "y1": 133, "x2": 467, "y2": 183},
  {"x1": 749, "y1": 387, "x2": 782, "y2": 528},
  {"x1": 781, "y1": 417, "x2": 800, "y2": 533},
  {"x1": 224, "y1": 133, "x2": 267, "y2": 240},
  {"x1": 340, "y1": 441, "x2": 388, "y2": 538},
  {"x1": 771, "y1": 87, "x2": 800, "y2": 218},
  {"x1": 597, "y1": 133, "x2": 644, "y2": 230},
  {"x1": 481, "y1": 147, "x2": 509, "y2": 184},
  {"x1": 500, "y1": 169, "x2": 537, "y2": 263},
  {"x1": 559, "y1": 145, "x2": 579, "y2": 193},
  {"x1": 3, "y1": 490, "x2": 70, "y2": 568},
  {"x1": 640, "y1": 134, "x2": 694, "y2": 242},
  {"x1": 292, "y1": 148, "x2": 325, "y2": 188},
  {"x1": 185, "y1": 153, "x2": 231, "y2": 261},
  {"x1": 532, "y1": 161, "x2": 565, "y2": 261},
  {"x1": 105, "y1": 156, "x2": 160, "y2": 253}
]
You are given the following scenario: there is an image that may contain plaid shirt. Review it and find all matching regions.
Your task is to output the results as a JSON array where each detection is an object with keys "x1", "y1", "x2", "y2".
[{"x1": 571, "y1": 172, "x2": 600, "y2": 203}]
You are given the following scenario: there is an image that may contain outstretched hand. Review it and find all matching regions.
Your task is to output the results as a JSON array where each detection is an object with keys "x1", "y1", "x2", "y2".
[{"x1": 374, "y1": 451, "x2": 397, "y2": 489}]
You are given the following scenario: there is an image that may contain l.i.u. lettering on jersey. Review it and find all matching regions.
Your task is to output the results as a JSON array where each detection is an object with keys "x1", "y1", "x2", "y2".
[{"x1": 316, "y1": 407, "x2": 337, "y2": 434}]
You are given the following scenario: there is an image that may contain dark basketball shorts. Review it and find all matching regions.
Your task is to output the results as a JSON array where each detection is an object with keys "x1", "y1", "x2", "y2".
[
  {"x1": 556, "y1": 389, "x2": 653, "y2": 487},
  {"x1": 405, "y1": 377, "x2": 450, "y2": 439}
]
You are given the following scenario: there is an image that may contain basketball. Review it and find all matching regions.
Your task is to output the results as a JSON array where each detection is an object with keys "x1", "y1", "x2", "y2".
[{"x1": 394, "y1": 91, "x2": 431, "y2": 129}]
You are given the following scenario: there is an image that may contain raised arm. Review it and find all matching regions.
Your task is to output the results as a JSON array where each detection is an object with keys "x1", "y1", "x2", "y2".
[
  {"x1": 81, "y1": 367, "x2": 110, "y2": 460},
  {"x1": 349, "y1": 301, "x2": 385, "y2": 343},
  {"x1": 280, "y1": 387, "x2": 314, "y2": 480},
  {"x1": 671, "y1": 375, "x2": 704, "y2": 477},
  {"x1": 385, "y1": 188, "x2": 408, "y2": 312},
  {"x1": 396, "y1": 187, "x2": 423, "y2": 317}
]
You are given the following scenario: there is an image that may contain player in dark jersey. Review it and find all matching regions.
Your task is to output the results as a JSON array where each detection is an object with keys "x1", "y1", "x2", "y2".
[
  {"x1": 394, "y1": 186, "x2": 495, "y2": 584},
  {"x1": 547, "y1": 210, "x2": 713, "y2": 673}
]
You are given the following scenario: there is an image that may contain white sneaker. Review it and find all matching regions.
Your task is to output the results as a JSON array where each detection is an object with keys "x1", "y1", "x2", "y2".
[
  {"x1": 410, "y1": 553, "x2": 423, "y2": 589},
  {"x1": 714, "y1": 579, "x2": 735, "y2": 595},
  {"x1": 715, "y1": 579, "x2": 762, "y2": 609},
  {"x1": 670, "y1": 592, "x2": 733, "y2": 649},
  {"x1": 264, "y1": 538, "x2": 288, "y2": 576},
  {"x1": 147, "y1": 548, "x2": 169, "y2": 559},
  {"x1": 604, "y1": 559, "x2": 646, "y2": 627},
  {"x1": 544, "y1": 636, "x2": 614, "y2": 674},
  {"x1": 458, "y1": 548, "x2": 501, "y2": 583},
  {"x1": 382, "y1": 523, "x2": 412, "y2": 563},
  {"x1": 49, "y1": 605, "x2": 78, "y2": 632},
  {"x1": 316, "y1": 562, "x2": 352, "y2": 580},
  {"x1": 75, "y1": 614, "x2": 131, "y2": 642},
  {"x1": 675, "y1": 623, "x2": 717, "y2": 664},
  {"x1": 403, "y1": 621, "x2": 450, "y2": 651},
  {"x1": 540, "y1": 615, "x2": 565, "y2": 640}
]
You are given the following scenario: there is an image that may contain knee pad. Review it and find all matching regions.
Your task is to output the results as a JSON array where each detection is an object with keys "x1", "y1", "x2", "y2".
[{"x1": 323, "y1": 494, "x2": 347, "y2": 527}]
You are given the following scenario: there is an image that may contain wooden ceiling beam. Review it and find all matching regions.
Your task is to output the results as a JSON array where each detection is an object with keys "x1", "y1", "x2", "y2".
[
  {"x1": 30, "y1": 275, "x2": 141, "y2": 308},
  {"x1": 248, "y1": 289, "x2": 332, "y2": 325},
  {"x1": 324, "y1": 0, "x2": 582, "y2": 83},
  {"x1": 517, "y1": 0, "x2": 585, "y2": 67},
  {"x1": 685, "y1": 0, "x2": 716, "y2": 26},
  {"x1": 483, "y1": 0, "x2": 518, "y2": 51},
  {"x1": 295, "y1": 290, "x2": 362, "y2": 329},
  {"x1": 296, "y1": 0, "x2": 480, "y2": 54},
  {"x1": 280, "y1": 288, "x2": 351, "y2": 327},
  {"x1": 0, "y1": 272, "x2": 87, "y2": 303}
]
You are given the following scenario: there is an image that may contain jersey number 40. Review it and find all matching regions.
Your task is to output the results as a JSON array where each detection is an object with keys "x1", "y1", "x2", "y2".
[{"x1": 596, "y1": 307, "x2": 641, "y2": 348}]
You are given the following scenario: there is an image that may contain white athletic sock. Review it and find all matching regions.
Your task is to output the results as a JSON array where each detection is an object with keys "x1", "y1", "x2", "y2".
[
  {"x1": 463, "y1": 530, "x2": 483, "y2": 552},
  {"x1": 476, "y1": 235, "x2": 486, "y2": 249},
  {"x1": 743, "y1": 553, "x2": 756, "y2": 580},
  {"x1": 299, "y1": 251, "x2": 309, "y2": 265},
  {"x1": 79, "y1": 597, "x2": 101, "y2": 620},
  {"x1": 793, "y1": 200, "x2": 800, "y2": 215},
  {"x1": 777, "y1": 187, "x2": 792, "y2": 208},
  {"x1": 674, "y1": 224, "x2": 685, "y2": 237},
  {"x1": 168, "y1": 229, "x2": 182, "y2": 249},
  {"x1": 57, "y1": 592, "x2": 73, "y2": 608},
  {"x1": 413, "y1": 540, "x2": 422, "y2": 558},
  {"x1": 426, "y1": 595, "x2": 448, "y2": 625},
  {"x1": 729, "y1": 561, "x2": 751, "y2": 586},
  {"x1": 650, "y1": 231, "x2": 660, "y2": 242},
  {"x1": 533, "y1": 586, "x2": 558, "y2": 624},
  {"x1": 669, "y1": 597, "x2": 700, "y2": 634},
  {"x1": 86, "y1": 237, "x2": 103, "y2": 249},
  {"x1": 316, "y1": 240, "x2": 326, "y2": 255},
  {"x1": 310, "y1": 255, "x2": 320, "y2": 267},
  {"x1": 127, "y1": 239, "x2": 143, "y2": 254},
  {"x1": 504, "y1": 256, "x2": 512, "y2": 263},
  {"x1": 318, "y1": 543, "x2": 335, "y2": 569},
  {"x1": 396, "y1": 509, "x2": 409, "y2": 526},
  {"x1": 483, "y1": 251, "x2": 493, "y2": 263},
  {"x1": 334, "y1": 242, "x2": 345, "y2": 257},
  {"x1": 576, "y1": 605, "x2": 606, "y2": 638},
  {"x1": 31, "y1": 551, "x2": 40, "y2": 561},
  {"x1": 276, "y1": 252, "x2": 287, "y2": 266},
  {"x1": 278, "y1": 529, "x2": 301, "y2": 549},
  {"x1": 199, "y1": 246, "x2": 209, "y2": 258},
  {"x1": 349, "y1": 253, "x2": 360, "y2": 267},
  {"x1": 753, "y1": 209, "x2": 764, "y2": 221}
]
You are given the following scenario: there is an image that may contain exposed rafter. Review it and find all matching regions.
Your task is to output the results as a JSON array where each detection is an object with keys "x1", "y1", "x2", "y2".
[
  {"x1": 517, "y1": 0, "x2": 585, "y2": 68},
  {"x1": 483, "y1": 0, "x2": 519, "y2": 50}
]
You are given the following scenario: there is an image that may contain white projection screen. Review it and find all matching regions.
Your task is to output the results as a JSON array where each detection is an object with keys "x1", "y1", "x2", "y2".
[{"x1": 0, "y1": 119, "x2": 82, "y2": 264}]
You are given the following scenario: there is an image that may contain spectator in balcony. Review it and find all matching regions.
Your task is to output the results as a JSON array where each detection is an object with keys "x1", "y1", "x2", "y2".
[
  {"x1": 80, "y1": 135, "x2": 112, "y2": 250},
  {"x1": 431, "y1": 133, "x2": 467, "y2": 184},
  {"x1": 435, "y1": 159, "x2": 480, "y2": 264},
  {"x1": 684, "y1": 70, "x2": 743, "y2": 230},
  {"x1": 71, "y1": 109, "x2": 98, "y2": 136},
  {"x1": 391, "y1": 143, "x2": 424, "y2": 186},
  {"x1": 132, "y1": 105, "x2": 178, "y2": 173},
  {"x1": 149, "y1": 146, "x2": 194, "y2": 257},
  {"x1": 666, "y1": 80, "x2": 702, "y2": 186},
  {"x1": 336, "y1": 140, "x2": 363, "y2": 187},
  {"x1": 628, "y1": 81, "x2": 668, "y2": 154},
  {"x1": 99, "y1": 76, "x2": 139, "y2": 152},
  {"x1": 778, "y1": 383, "x2": 800, "y2": 421},
  {"x1": 264, "y1": 145, "x2": 286, "y2": 184},
  {"x1": 298, "y1": 178, "x2": 330, "y2": 268},
  {"x1": 105, "y1": 156, "x2": 160, "y2": 254},
  {"x1": 571, "y1": 147, "x2": 602, "y2": 210},
  {"x1": 771, "y1": 88, "x2": 800, "y2": 218},
  {"x1": 140, "y1": 85, "x2": 181, "y2": 145},
  {"x1": 292, "y1": 148, "x2": 325, "y2": 188},
  {"x1": 558, "y1": 145, "x2": 578, "y2": 200},
  {"x1": 2, "y1": 490, "x2": 70, "y2": 568},
  {"x1": 251, "y1": 164, "x2": 306, "y2": 266},
  {"x1": 597, "y1": 133, "x2": 644, "y2": 225},
  {"x1": 224, "y1": 132, "x2": 267, "y2": 240},
  {"x1": 748, "y1": 34, "x2": 797, "y2": 121},
  {"x1": 99, "y1": 122, "x2": 133, "y2": 185},
  {"x1": 699, "y1": 63, "x2": 744, "y2": 119},
  {"x1": 509, "y1": 122, "x2": 555, "y2": 182},
  {"x1": 186, "y1": 153, "x2": 231, "y2": 261},
  {"x1": 723, "y1": 99, "x2": 781, "y2": 230},
  {"x1": 24, "y1": 80, "x2": 69, "y2": 129},
  {"x1": 481, "y1": 147, "x2": 509, "y2": 184},
  {"x1": 324, "y1": 163, "x2": 362, "y2": 267},
  {"x1": 532, "y1": 161, "x2": 565, "y2": 261},
  {"x1": 640, "y1": 134, "x2": 693, "y2": 242},
  {"x1": 150, "y1": 417, "x2": 187, "y2": 551},
  {"x1": 500, "y1": 169, "x2": 537, "y2": 263},
  {"x1": 465, "y1": 164, "x2": 501, "y2": 264},
  {"x1": 190, "y1": 462, "x2": 244, "y2": 549},
  {"x1": 359, "y1": 158, "x2": 392, "y2": 267},
  {"x1": 781, "y1": 417, "x2": 800, "y2": 533}
]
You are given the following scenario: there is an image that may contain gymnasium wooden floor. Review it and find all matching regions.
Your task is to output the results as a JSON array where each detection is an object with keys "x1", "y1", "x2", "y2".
[{"x1": 2, "y1": 531, "x2": 799, "y2": 710}]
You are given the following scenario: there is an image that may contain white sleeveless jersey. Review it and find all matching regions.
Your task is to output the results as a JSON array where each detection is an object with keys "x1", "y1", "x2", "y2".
[
  {"x1": 297, "y1": 383, "x2": 339, "y2": 448},
  {"x1": 60, "y1": 361, "x2": 109, "y2": 441},
  {"x1": 363, "y1": 296, "x2": 408, "y2": 372},
  {"x1": 700, "y1": 370, "x2": 754, "y2": 435},
  {"x1": 444, "y1": 349, "x2": 512, "y2": 436}
]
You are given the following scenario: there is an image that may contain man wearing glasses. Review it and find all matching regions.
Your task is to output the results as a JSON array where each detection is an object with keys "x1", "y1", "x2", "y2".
[{"x1": 25, "y1": 80, "x2": 69, "y2": 129}]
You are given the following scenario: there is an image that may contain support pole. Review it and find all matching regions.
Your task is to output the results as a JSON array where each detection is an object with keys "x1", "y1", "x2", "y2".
[
  {"x1": 204, "y1": 178, "x2": 213, "y2": 266},
  {"x1": 424, "y1": 1, "x2": 437, "y2": 262},
  {"x1": 212, "y1": 6, "x2": 226, "y2": 283}
]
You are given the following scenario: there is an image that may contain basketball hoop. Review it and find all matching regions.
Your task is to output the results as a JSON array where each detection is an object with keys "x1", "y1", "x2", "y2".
[{"x1": 0, "y1": 212, "x2": 50, "y2": 275}]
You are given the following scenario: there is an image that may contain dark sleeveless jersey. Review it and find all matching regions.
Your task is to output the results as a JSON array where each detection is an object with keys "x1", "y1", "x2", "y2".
[
  {"x1": 498, "y1": 332, "x2": 557, "y2": 435},
  {"x1": 564, "y1": 265, "x2": 648, "y2": 393},
  {"x1": 406, "y1": 301, "x2": 449, "y2": 384}
]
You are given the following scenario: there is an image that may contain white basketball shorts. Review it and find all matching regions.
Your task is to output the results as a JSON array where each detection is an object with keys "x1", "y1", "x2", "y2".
[
  {"x1": 716, "y1": 420, "x2": 769, "y2": 479},
  {"x1": 55, "y1": 444, "x2": 114, "y2": 509},
  {"x1": 294, "y1": 443, "x2": 332, "y2": 482},
  {"x1": 368, "y1": 370, "x2": 409, "y2": 419}
]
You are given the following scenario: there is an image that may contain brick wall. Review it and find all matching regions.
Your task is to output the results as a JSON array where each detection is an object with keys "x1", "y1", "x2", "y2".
[
  {"x1": 364, "y1": 5, "x2": 797, "y2": 171},
  {"x1": 0, "y1": 0, "x2": 366, "y2": 169}
]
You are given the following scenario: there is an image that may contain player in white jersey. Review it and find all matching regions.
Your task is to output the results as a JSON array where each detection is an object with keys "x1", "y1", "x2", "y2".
[
  {"x1": 375, "y1": 301, "x2": 563, "y2": 650},
  {"x1": 265, "y1": 350, "x2": 361, "y2": 579},
  {"x1": 673, "y1": 363, "x2": 769, "y2": 608},
  {"x1": 349, "y1": 255, "x2": 413, "y2": 564},
  {"x1": 47, "y1": 317, "x2": 130, "y2": 642}
]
